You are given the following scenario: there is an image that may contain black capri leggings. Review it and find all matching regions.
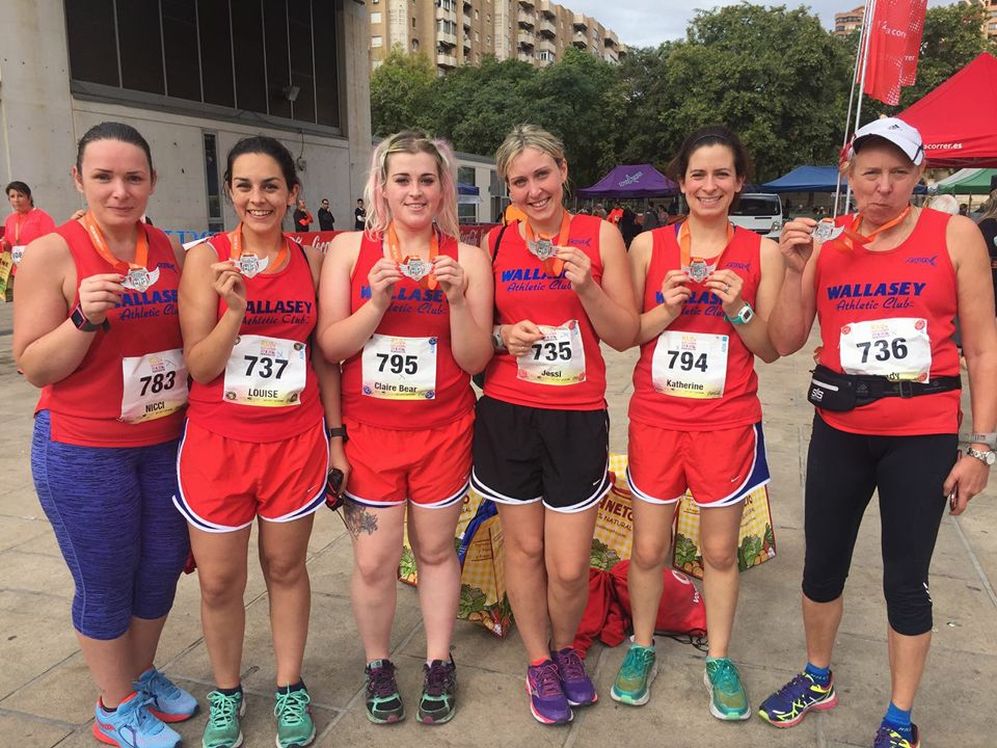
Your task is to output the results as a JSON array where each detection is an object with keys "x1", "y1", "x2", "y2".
[{"x1": 802, "y1": 414, "x2": 957, "y2": 636}]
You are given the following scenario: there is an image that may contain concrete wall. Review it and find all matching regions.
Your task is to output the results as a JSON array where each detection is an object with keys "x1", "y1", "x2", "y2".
[{"x1": 0, "y1": 0, "x2": 372, "y2": 241}]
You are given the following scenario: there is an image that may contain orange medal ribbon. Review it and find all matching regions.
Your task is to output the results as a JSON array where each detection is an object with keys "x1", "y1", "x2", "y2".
[
  {"x1": 81, "y1": 211, "x2": 148, "y2": 274},
  {"x1": 387, "y1": 222, "x2": 438, "y2": 290},
  {"x1": 836, "y1": 206, "x2": 912, "y2": 251},
  {"x1": 228, "y1": 223, "x2": 288, "y2": 277},
  {"x1": 524, "y1": 211, "x2": 571, "y2": 276},
  {"x1": 678, "y1": 220, "x2": 734, "y2": 284}
]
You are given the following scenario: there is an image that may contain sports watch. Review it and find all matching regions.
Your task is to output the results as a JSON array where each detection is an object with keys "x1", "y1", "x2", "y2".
[
  {"x1": 966, "y1": 447, "x2": 996, "y2": 466},
  {"x1": 725, "y1": 303, "x2": 755, "y2": 326},
  {"x1": 70, "y1": 304, "x2": 109, "y2": 332}
]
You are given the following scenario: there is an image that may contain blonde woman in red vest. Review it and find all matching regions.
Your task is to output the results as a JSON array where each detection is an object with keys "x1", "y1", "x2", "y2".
[
  {"x1": 14, "y1": 122, "x2": 194, "y2": 748},
  {"x1": 316, "y1": 130, "x2": 492, "y2": 726},
  {"x1": 473, "y1": 124, "x2": 638, "y2": 724},
  {"x1": 761, "y1": 118, "x2": 997, "y2": 747},
  {"x1": 612, "y1": 125, "x2": 784, "y2": 721}
]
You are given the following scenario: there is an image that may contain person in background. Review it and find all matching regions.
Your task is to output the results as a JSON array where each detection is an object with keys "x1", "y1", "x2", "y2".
[
  {"x1": 13, "y1": 121, "x2": 194, "y2": 748},
  {"x1": 761, "y1": 117, "x2": 997, "y2": 748},
  {"x1": 976, "y1": 189, "x2": 997, "y2": 314},
  {"x1": 354, "y1": 198, "x2": 367, "y2": 230},
  {"x1": 642, "y1": 203, "x2": 660, "y2": 230},
  {"x1": 927, "y1": 194, "x2": 959, "y2": 215},
  {"x1": 293, "y1": 199, "x2": 313, "y2": 233},
  {"x1": 593, "y1": 203, "x2": 607, "y2": 219},
  {"x1": 318, "y1": 198, "x2": 335, "y2": 231},
  {"x1": 4, "y1": 180, "x2": 56, "y2": 272}
]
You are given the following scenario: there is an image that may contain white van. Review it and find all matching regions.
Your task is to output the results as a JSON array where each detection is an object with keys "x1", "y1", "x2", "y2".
[{"x1": 729, "y1": 193, "x2": 783, "y2": 238}]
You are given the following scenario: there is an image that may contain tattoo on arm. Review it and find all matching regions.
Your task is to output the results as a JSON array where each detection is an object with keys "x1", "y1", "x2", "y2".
[{"x1": 342, "y1": 499, "x2": 379, "y2": 537}]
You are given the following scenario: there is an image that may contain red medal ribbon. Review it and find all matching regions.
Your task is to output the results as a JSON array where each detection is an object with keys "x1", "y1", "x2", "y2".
[
  {"x1": 524, "y1": 211, "x2": 571, "y2": 276},
  {"x1": 836, "y1": 206, "x2": 912, "y2": 251},
  {"x1": 386, "y1": 221, "x2": 439, "y2": 289},
  {"x1": 677, "y1": 220, "x2": 734, "y2": 282},
  {"x1": 81, "y1": 211, "x2": 148, "y2": 273},
  {"x1": 228, "y1": 223, "x2": 289, "y2": 272}
]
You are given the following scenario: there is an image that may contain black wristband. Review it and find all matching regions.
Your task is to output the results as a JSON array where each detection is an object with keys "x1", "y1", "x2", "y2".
[{"x1": 326, "y1": 425, "x2": 348, "y2": 442}]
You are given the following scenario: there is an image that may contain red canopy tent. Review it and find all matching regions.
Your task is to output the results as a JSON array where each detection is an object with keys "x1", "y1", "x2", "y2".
[{"x1": 897, "y1": 53, "x2": 997, "y2": 168}]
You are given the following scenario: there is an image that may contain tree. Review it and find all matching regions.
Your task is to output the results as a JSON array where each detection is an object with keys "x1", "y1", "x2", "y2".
[{"x1": 369, "y1": 47, "x2": 436, "y2": 137}]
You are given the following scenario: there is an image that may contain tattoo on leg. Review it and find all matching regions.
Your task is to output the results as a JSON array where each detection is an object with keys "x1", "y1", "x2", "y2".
[{"x1": 343, "y1": 500, "x2": 378, "y2": 537}]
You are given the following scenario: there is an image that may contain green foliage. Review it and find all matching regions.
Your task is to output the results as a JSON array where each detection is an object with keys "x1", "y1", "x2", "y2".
[
  {"x1": 589, "y1": 538, "x2": 621, "y2": 571},
  {"x1": 370, "y1": 4, "x2": 993, "y2": 187}
]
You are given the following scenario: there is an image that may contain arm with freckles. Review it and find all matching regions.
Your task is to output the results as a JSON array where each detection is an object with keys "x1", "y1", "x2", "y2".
[
  {"x1": 704, "y1": 238, "x2": 784, "y2": 363},
  {"x1": 13, "y1": 233, "x2": 120, "y2": 387},
  {"x1": 568, "y1": 220, "x2": 638, "y2": 351},
  {"x1": 316, "y1": 232, "x2": 399, "y2": 363},
  {"x1": 945, "y1": 215, "x2": 997, "y2": 513},
  {"x1": 179, "y1": 242, "x2": 245, "y2": 383},
  {"x1": 440, "y1": 243, "x2": 493, "y2": 374},
  {"x1": 767, "y1": 218, "x2": 820, "y2": 356}
]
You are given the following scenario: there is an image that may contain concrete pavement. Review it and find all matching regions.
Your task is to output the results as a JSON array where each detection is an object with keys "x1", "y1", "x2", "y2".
[{"x1": 1, "y1": 300, "x2": 995, "y2": 747}]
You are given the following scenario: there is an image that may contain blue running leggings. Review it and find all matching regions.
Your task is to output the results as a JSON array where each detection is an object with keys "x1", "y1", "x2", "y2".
[
  {"x1": 31, "y1": 411, "x2": 190, "y2": 640},
  {"x1": 802, "y1": 414, "x2": 956, "y2": 636}
]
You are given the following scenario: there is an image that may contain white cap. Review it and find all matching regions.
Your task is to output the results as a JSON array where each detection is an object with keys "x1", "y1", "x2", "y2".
[{"x1": 850, "y1": 117, "x2": 925, "y2": 166}]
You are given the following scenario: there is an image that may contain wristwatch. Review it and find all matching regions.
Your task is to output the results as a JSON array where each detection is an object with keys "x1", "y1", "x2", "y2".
[
  {"x1": 725, "y1": 303, "x2": 755, "y2": 326},
  {"x1": 326, "y1": 425, "x2": 348, "y2": 443},
  {"x1": 966, "y1": 446, "x2": 996, "y2": 466},
  {"x1": 492, "y1": 325, "x2": 506, "y2": 351},
  {"x1": 70, "y1": 304, "x2": 109, "y2": 332},
  {"x1": 970, "y1": 432, "x2": 997, "y2": 450}
]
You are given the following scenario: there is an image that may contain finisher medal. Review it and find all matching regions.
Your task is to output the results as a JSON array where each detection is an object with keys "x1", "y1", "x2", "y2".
[
  {"x1": 813, "y1": 221, "x2": 844, "y2": 242},
  {"x1": 121, "y1": 266, "x2": 160, "y2": 293},
  {"x1": 527, "y1": 237, "x2": 557, "y2": 261},
  {"x1": 236, "y1": 253, "x2": 269, "y2": 278},
  {"x1": 400, "y1": 257, "x2": 431, "y2": 282},
  {"x1": 687, "y1": 258, "x2": 710, "y2": 283}
]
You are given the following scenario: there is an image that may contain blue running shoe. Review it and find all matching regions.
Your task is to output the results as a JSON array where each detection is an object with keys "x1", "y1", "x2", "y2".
[
  {"x1": 758, "y1": 671, "x2": 838, "y2": 728},
  {"x1": 551, "y1": 647, "x2": 597, "y2": 707},
  {"x1": 92, "y1": 692, "x2": 180, "y2": 748},
  {"x1": 874, "y1": 722, "x2": 920, "y2": 748},
  {"x1": 526, "y1": 660, "x2": 571, "y2": 725},
  {"x1": 135, "y1": 668, "x2": 198, "y2": 723}
]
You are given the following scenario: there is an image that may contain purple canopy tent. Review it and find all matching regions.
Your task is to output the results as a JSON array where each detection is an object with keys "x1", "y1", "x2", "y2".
[{"x1": 577, "y1": 164, "x2": 679, "y2": 199}]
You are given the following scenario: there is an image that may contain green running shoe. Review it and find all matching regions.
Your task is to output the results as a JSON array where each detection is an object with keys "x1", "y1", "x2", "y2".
[
  {"x1": 202, "y1": 689, "x2": 245, "y2": 748},
  {"x1": 274, "y1": 686, "x2": 315, "y2": 748},
  {"x1": 417, "y1": 658, "x2": 457, "y2": 724},
  {"x1": 704, "y1": 657, "x2": 750, "y2": 721},
  {"x1": 364, "y1": 659, "x2": 405, "y2": 724},
  {"x1": 610, "y1": 643, "x2": 657, "y2": 706}
]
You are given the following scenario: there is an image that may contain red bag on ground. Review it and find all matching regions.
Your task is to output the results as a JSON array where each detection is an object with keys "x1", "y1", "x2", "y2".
[
  {"x1": 573, "y1": 569, "x2": 628, "y2": 657},
  {"x1": 610, "y1": 560, "x2": 707, "y2": 637}
]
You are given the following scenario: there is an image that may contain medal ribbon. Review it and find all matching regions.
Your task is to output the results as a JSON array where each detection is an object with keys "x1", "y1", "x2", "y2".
[
  {"x1": 228, "y1": 222, "x2": 289, "y2": 272},
  {"x1": 836, "y1": 206, "x2": 912, "y2": 251},
  {"x1": 678, "y1": 220, "x2": 734, "y2": 282},
  {"x1": 13, "y1": 212, "x2": 26, "y2": 244},
  {"x1": 386, "y1": 221, "x2": 439, "y2": 289},
  {"x1": 524, "y1": 211, "x2": 571, "y2": 276},
  {"x1": 81, "y1": 212, "x2": 148, "y2": 273}
]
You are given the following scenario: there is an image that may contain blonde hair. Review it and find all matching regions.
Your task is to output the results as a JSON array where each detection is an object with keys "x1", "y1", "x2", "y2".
[
  {"x1": 495, "y1": 124, "x2": 567, "y2": 183},
  {"x1": 979, "y1": 189, "x2": 997, "y2": 221},
  {"x1": 363, "y1": 130, "x2": 459, "y2": 240}
]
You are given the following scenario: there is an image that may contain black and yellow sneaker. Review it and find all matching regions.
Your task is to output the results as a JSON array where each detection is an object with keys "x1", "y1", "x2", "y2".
[
  {"x1": 417, "y1": 658, "x2": 457, "y2": 725},
  {"x1": 364, "y1": 659, "x2": 405, "y2": 724}
]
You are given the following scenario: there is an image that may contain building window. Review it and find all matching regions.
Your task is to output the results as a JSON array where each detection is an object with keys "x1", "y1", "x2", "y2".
[
  {"x1": 203, "y1": 132, "x2": 225, "y2": 233},
  {"x1": 371, "y1": 11, "x2": 382, "y2": 23},
  {"x1": 65, "y1": 0, "x2": 341, "y2": 130},
  {"x1": 372, "y1": 36, "x2": 384, "y2": 47}
]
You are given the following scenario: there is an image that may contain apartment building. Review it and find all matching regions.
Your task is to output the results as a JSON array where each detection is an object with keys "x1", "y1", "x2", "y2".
[
  {"x1": 369, "y1": 0, "x2": 626, "y2": 74},
  {"x1": 962, "y1": 0, "x2": 997, "y2": 40},
  {"x1": 833, "y1": 4, "x2": 864, "y2": 36}
]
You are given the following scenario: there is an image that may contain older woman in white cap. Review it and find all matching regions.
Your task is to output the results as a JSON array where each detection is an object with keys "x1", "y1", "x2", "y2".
[{"x1": 758, "y1": 117, "x2": 997, "y2": 748}]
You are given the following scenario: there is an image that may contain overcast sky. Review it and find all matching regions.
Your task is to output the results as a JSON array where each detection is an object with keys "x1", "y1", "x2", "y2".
[{"x1": 567, "y1": 0, "x2": 956, "y2": 48}]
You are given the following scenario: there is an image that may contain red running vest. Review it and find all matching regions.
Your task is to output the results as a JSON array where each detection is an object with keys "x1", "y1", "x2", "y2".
[
  {"x1": 629, "y1": 223, "x2": 763, "y2": 430},
  {"x1": 341, "y1": 231, "x2": 474, "y2": 430},
  {"x1": 186, "y1": 233, "x2": 323, "y2": 442},
  {"x1": 484, "y1": 214, "x2": 607, "y2": 411},
  {"x1": 37, "y1": 221, "x2": 184, "y2": 447},
  {"x1": 815, "y1": 207, "x2": 959, "y2": 435}
]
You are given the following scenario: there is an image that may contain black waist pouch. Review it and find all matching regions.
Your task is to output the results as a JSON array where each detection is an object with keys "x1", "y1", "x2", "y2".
[{"x1": 807, "y1": 364, "x2": 961, "y2": 412}]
